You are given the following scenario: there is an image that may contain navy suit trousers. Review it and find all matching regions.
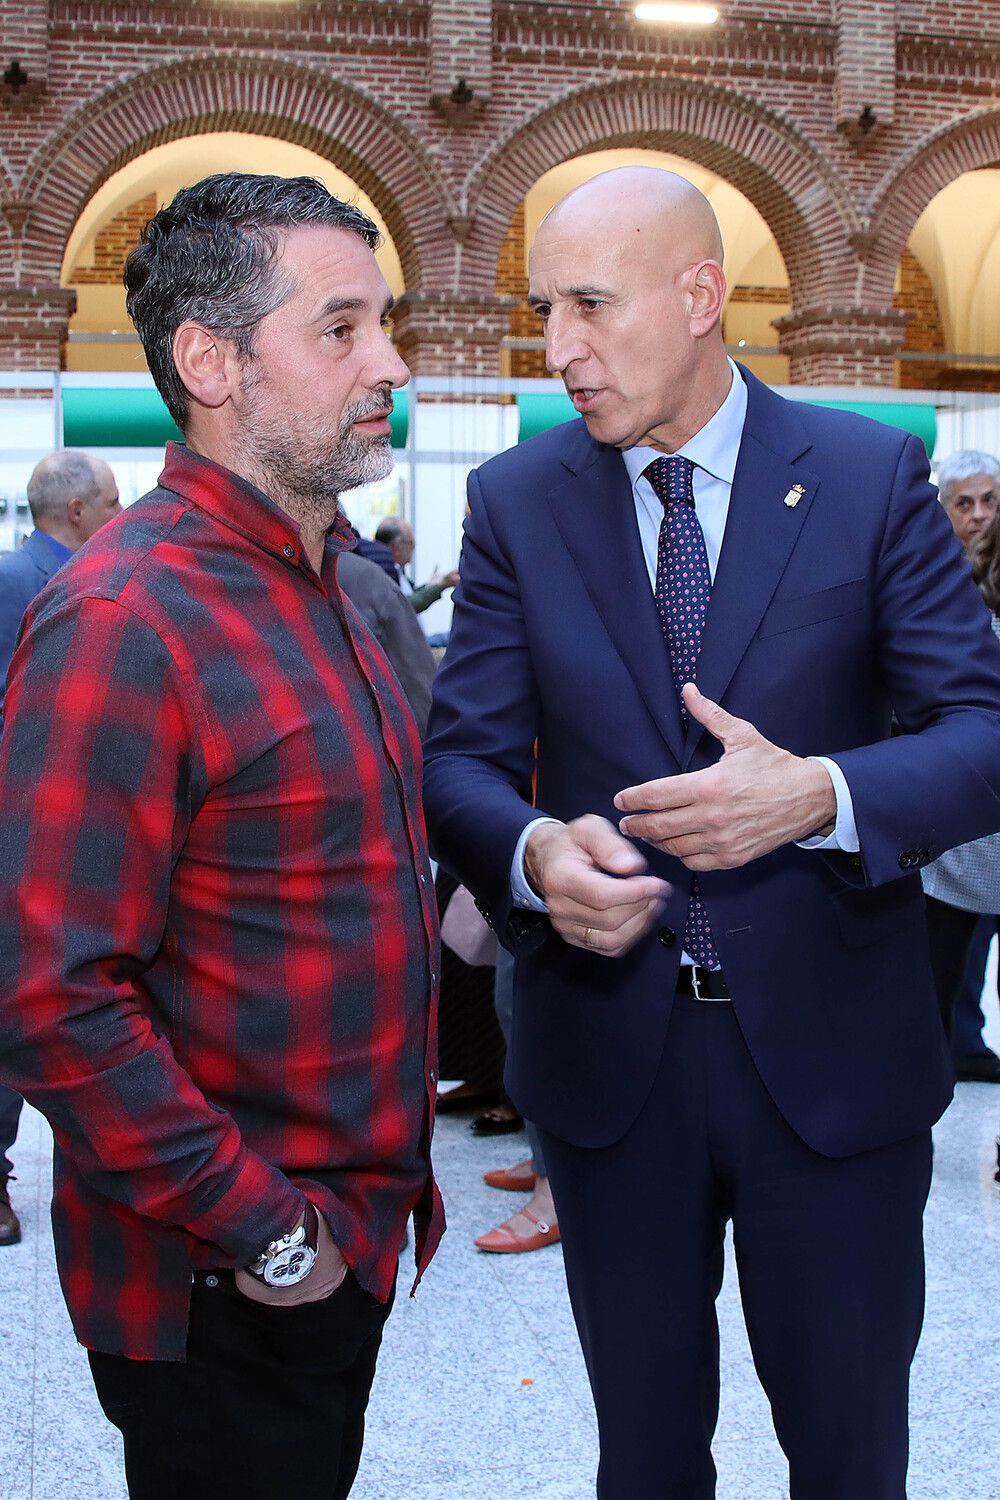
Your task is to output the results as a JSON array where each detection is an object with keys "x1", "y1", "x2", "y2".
[
  {"x1": 539, "y1": 995, "x2": 932, "y2": 1500},
  {"x1": 0, "y1": 1082, "x2": 22, "y2": 1180}
]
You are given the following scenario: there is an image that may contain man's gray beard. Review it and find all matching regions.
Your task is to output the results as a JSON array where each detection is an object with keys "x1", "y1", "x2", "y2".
[{"x1": 240, "y1": 399, "x2": 395, "y2": 525}]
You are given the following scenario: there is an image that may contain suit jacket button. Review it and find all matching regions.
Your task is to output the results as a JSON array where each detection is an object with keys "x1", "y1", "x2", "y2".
[
  {"x1": 658, "y1": 927, "x2": 676, "y2": 947},
  {"x1": 898, "y1": 851, "x2": 915, "y2": 869}
]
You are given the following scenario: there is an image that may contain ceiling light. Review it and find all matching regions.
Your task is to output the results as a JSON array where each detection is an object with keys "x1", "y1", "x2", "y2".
[{"x1": 634, "y1": 4, "x2": 720, "y2": 24}]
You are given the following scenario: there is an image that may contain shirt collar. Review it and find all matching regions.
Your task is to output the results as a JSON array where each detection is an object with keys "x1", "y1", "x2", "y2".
[
  {"x1": 159, "y1": 442, "x2": 357, "y2": 567},
  {"x1": 622, "y1": 358, "x2": 747, "y2": 489},
  {"x1": 31, "y1": 530, "x2": 75, "y2": 565}
]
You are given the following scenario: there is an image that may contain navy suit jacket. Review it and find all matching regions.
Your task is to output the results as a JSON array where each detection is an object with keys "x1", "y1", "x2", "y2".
[
  {"x1": 0, "y1": 530, "x2": 72, "y2": 726},
  {"x1": 423, "y1": 368, "x2": 1000, "y2": 1158}
]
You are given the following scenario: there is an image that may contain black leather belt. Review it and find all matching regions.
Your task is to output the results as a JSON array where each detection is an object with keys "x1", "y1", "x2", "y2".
[{"x1": 676, "y1": 965, "x2": 731, "y2": 1001}]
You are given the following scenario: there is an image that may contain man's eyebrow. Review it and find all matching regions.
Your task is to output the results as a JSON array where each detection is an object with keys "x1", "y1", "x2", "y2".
[
  {"x1": 313, "y1": 294, "x2": 395, "y2": 322},
  {"x1": 527, "y1": 285, "x2": 613, "y2": 307}
]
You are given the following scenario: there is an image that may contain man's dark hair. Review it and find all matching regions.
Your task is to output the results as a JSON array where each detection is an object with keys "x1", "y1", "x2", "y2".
[
  {"x1": 374, "y1": 518, "x2": 407, "y2": 546},
  {"x1": 124, "y1": 173, "x2": 381, "y2": 429}
]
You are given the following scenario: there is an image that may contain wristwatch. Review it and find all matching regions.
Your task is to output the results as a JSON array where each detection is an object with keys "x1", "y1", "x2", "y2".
[{"x1": 246, "y1": 1202, "x2": 319, "y2": 1288}]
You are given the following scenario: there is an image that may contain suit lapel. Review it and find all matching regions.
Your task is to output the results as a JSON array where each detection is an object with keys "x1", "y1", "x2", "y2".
[
  {"x1": 684, "y1": 373, "x2": 818, "y2": 766},
  {"x1": 545, "y1": 430, "x2": 687, "y2": 766}
]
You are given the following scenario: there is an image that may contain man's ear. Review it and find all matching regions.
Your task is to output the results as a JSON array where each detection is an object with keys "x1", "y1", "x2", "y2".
[
  {"x1": 687, "y1": 260, "x2": 727, "y2": 338},
  {"x1": 172, "y1": 321, "x2": 239, "y2": 411},
  {"x1": 66, "y1": 497, "x2": 86, "y2": 533}
]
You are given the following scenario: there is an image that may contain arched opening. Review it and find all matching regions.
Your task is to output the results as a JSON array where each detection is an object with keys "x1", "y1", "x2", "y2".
[
  {"x1": 894, "y1": 169, "x2": 1000, "y2": 393},
  {"x1": 60, "y1": 132, "x2": 404, "y2": 375},
  {"x1": 495, "y1": 147, "x2": 790, "y2": 385}
]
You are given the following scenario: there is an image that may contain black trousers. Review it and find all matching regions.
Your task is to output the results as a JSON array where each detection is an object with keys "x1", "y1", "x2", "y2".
[
  {"x1": 89, "y1": 1268, "x2": 393, "y2": 1500},
  {"x1": 540, "y1": 996, "x2": 932, "y2": 1500},
  {"x1": 923, "y1": 892, "x2": 999, "y2": 1042}
]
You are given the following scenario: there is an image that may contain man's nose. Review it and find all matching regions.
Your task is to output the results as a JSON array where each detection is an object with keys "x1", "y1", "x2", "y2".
[
  {"x1": 544, "y1": 314, "x2": 586, "y2": 377},
  {"x1": 375, "y1": 336, "x2": 410, "y2": 392}
]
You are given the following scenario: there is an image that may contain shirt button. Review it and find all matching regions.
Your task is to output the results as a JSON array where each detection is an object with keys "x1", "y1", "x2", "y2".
[
  {"x1": 205, "y1": 1274, "x2": 219, "y2": 1289},
  {"x1": 282, "y1": 544, "x2": 296, "y2": 560}
]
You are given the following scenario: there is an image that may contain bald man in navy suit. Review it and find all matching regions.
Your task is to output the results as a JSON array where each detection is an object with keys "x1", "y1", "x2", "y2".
[
  {"x1": 0, "y1": 449, "x2": 119, "y2": 1245},
  {"x1": 423, "y1": 169, "x2": 1000, "y2": 1500}
]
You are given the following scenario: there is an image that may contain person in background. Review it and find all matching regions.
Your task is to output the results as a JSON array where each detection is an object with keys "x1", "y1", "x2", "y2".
[
  {"x1": 372, "y1": 516, "x2": 460, "y2": 612},
  {"x1": 474, "y1": 946, "x2": 560, "y2": 1255},
  {"x1": 924, "y1": 449, "x2": 1000, "y2": 1083},
  {"x1": 0, "y1": 172, "x2": 443, "y2": 1500},
  {"x1": 0, "y1": 448, "x2": 121, "y2": 1247},
  {"x1": 337, "y1": 547, "x2": 437, "y2": 735},
  {"x1": 923, "y1": 476, "x2": 1000, "y2": 1081}
]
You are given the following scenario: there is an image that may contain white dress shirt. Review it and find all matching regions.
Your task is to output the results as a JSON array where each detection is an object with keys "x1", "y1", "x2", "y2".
[{"x1": 511, "y1": 360, "x2": 859, "y2": 926}]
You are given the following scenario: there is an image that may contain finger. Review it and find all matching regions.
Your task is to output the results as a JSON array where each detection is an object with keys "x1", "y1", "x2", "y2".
[
  {"x1": 568, "y1": 813, "x2": 652, "y2": 876},
  {"x1": 614, "y1": 773, "x2": 701, "y2": 815},
  {"x1": 681, "y1": 682, "x2": 755, "y2": 749},
  {"x1": 548, "y1": 889, "x2": 666, "y2": 932},
  {"x1": 581, "y1": 901, "x2": 664, "y2": 959},
  {"x1": 552, "y1": 865, "x2": 670, "y2": 914},
  {"x1": 617, "y1": 806, "x2": 705, "y2": 842}
]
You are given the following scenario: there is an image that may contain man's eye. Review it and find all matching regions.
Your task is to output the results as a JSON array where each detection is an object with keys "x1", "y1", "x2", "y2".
[
  {"x1": 533, "y1": 305, "x2": 551, "y2": 321},
  {"x1": 579, "y1": 298, "x2": 603, "y2": 312},
  {"x1": 328, "y1": 324, "x2": 352, "y2": 341}
]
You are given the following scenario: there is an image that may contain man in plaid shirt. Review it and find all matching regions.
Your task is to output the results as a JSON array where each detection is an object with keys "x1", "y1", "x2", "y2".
[{"x1": 0, "y1": 173, "x2": 443, "y2": 1500}]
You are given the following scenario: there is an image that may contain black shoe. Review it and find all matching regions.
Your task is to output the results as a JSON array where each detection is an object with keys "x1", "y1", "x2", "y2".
[
  {"x1": 0, "y1": 1182, "x2": 21, "y2": 1246},
  {"x1": 954, "y1": 1050, "x2": 1000, "y2": 1083},
  {"x1": 471, "y1": 1107, "x2": 525, "y2": 1137}
]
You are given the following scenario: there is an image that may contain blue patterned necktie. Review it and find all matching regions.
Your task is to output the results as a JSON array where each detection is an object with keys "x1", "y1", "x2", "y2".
[{"x1": 645, "y1": 454, "x2": 720, "y2": 970}]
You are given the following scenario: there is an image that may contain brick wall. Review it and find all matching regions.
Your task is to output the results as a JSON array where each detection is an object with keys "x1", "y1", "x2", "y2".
[
  {"x1": 1, "y1": 1, "x2": 999, "y2": 385},
  {"x1": 68, "y1": 193, "x2": 155, "y2": 284}
]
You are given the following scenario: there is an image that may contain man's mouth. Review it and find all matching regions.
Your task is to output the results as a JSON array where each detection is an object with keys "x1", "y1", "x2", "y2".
[
  {"x1": 353, "y1": 405, "x2": 393, "y2": 432},
  {"x1": 569, "y1": 389, "x2": 603, "y2": 412}
]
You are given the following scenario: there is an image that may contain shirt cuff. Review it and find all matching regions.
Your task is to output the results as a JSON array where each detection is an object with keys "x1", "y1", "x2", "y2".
[
  {"x1": 510, "y1": 817, "x2": 564, "y2": 912},
  {"x1": 796, "y1": 756, "x2": 860, "y2": 853}
]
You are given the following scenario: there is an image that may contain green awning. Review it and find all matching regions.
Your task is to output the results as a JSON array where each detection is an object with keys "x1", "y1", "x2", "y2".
[
  {"x1": 63, "y1": 387, "x2": 410, "y2": 449},
  {"x1": 517, "y1": 390, "x2": 937, "y2": 458},
  {"x1": 516, "y1": 392, "x2": 577, "y2": 443}
]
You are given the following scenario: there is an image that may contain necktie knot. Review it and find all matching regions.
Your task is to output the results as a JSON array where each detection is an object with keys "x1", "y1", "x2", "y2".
[{"x1": 645, "y1": 454, "x2": 695, "y2": 511}]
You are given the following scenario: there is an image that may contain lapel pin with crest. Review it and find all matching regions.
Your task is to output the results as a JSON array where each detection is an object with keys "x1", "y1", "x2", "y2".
[{"x1": 782, "y1": 483, "x2": 806, "y2": 509}]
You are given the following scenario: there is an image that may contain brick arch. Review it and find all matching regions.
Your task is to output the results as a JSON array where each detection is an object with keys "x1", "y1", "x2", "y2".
[
  {"x1": 461, "y1": 78, "x2": 860, "y2": 309},
  {"x1": 861, "y1": 110, "x2": 1000, "y2": 306},
  {"x1": 15, "y1": 55, "x2": 456, "y2": 289}
]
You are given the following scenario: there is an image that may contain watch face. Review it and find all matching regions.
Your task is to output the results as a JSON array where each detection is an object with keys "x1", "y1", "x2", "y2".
[{"x1": 262, "y1": 1242, "x2": 317, "y2": 1288}]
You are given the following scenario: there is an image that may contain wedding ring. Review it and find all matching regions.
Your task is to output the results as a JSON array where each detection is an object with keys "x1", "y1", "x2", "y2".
[{"x1": 583, "y1": 926, "x2": 594, "y2": 947}]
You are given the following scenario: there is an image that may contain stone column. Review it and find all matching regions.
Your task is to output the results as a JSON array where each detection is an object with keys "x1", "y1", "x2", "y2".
[{"x1": 773, "y1": 307, "x2": 907, "y2": 386}]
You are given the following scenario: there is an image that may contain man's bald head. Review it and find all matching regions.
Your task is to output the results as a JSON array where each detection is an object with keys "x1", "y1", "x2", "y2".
[
  {"x1": 528, "y1": 166, "x2": 731, "y2": 453},
  {"x1": 26, "y1": 451, "x2": 121, "y2": 550},
  {"x1": 540, "y1": 167, "x2": 724, "y2": 268}
]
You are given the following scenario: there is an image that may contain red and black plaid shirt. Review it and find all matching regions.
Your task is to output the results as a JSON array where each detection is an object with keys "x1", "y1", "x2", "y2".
[{"x1": 0, "y1": 443, "x2": 443, "y2": 1360}]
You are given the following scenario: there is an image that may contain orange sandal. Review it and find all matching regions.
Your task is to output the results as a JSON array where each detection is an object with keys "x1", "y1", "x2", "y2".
[
  {"x1": 474, "y1": 1208, "x2": 561, "y2": 1254},
  {"x1": 483, "y1": 1162, "x2": 538, "y2": 1193}
]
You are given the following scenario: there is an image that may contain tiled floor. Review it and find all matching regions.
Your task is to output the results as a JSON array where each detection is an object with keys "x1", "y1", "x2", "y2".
[{"x1": 1, "y1": 1055, "x2": 998, "y2": 1499}]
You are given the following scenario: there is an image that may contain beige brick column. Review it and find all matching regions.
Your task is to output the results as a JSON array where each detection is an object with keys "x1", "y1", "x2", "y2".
[
  {"x1": 774, "y1": 307, "x2": 907, "y2": 386},
  {"x1": 392, "y1": 293, "x2": 518, "y2": 380}
]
